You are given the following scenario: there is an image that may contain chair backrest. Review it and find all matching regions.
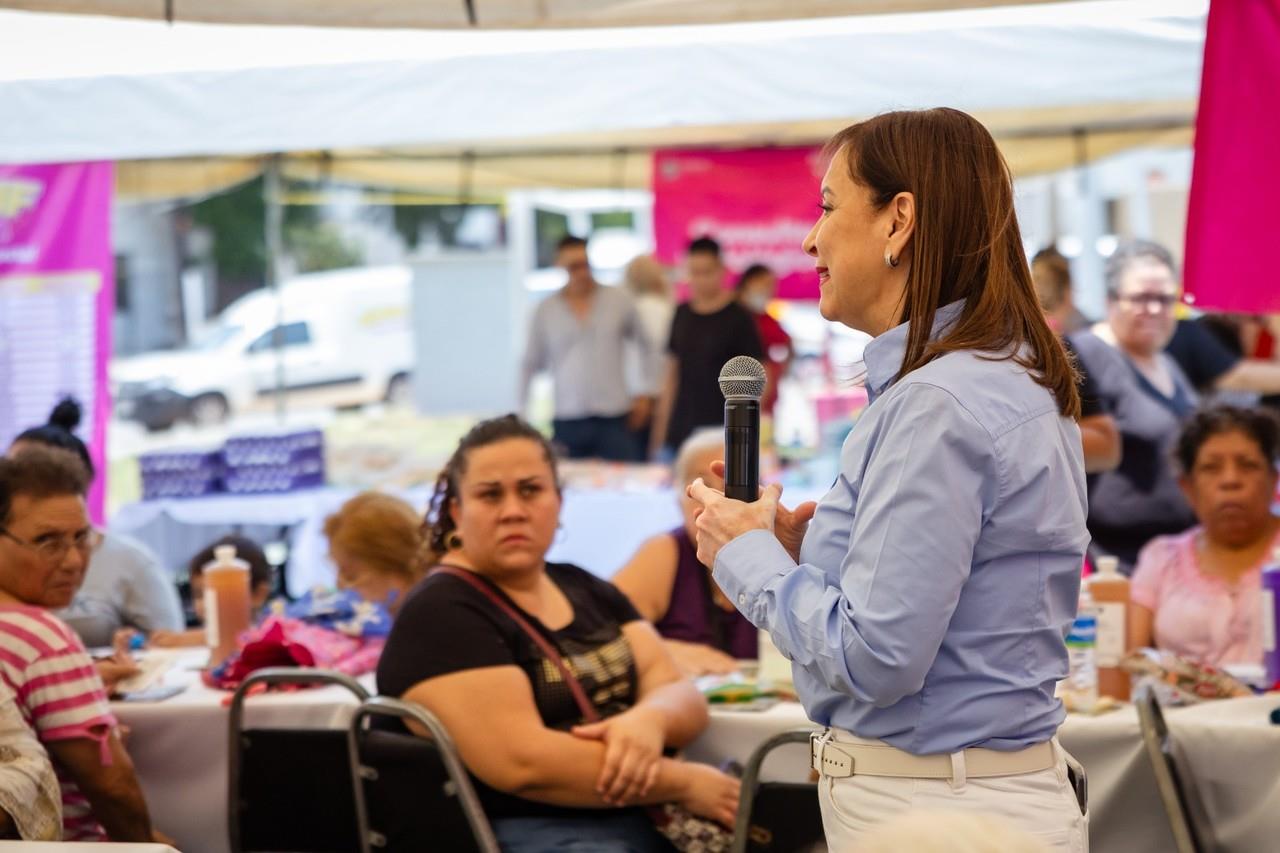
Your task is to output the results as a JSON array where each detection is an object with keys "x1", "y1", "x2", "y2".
[
  {"x1": 1134, "y1": 683, "x2": 1214, "y2": 853},
  {"x1": 228, "y1": 668, "x2": 370, "y2": 853},
  {"x1": 732, "y1": 728, "x2": 825, "y2": 853},
  {"x1": 347, "y1": 696, "x2": 499, "y2": 853}
]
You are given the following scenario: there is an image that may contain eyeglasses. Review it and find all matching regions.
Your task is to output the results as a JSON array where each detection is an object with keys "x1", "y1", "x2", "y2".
[
  {"x1": 0, "y1": 527, "x2": 103, "y2": 563},
  {"x1": 1116, "y1": 293, "x2": 1179, "y2": 311}
]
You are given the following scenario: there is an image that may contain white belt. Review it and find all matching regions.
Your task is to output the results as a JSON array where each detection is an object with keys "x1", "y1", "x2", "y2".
[{"x1": 810, "y1": 729, "x2": 1056, "y2": 780}]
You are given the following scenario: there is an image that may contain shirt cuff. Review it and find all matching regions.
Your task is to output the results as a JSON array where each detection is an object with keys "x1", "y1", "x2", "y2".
[{"x1": 712, "y1": 529, "x2": 796, "y2": 620}]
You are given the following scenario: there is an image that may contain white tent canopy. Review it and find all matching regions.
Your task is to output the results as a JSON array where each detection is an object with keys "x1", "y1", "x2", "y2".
[
  {"x1": 0, "y1": 1, "x2": 1205, "y2": 192},
  {"x1": 0, "y1": 0, "x2": 1072, "y2": 29}
]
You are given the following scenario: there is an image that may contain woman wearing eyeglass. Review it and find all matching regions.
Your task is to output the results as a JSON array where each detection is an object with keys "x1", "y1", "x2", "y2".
[
  {"x1": 1070, "y1": 241, "x2": 1201, "y2": 572},
  {"x1": 0, "y1": 447, "x2": 160, "y2": 842}
]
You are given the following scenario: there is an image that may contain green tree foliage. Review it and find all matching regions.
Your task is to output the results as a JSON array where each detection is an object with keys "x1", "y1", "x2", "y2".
[
  {"x1": 188, "y1": 176, "x2": 359, "y2": 286},
  {"x1": 286, "y1": 222, "x2": 363, "y2": 273}
]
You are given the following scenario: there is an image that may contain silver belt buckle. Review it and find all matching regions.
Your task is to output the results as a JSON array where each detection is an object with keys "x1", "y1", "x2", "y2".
[{"x1": 811, "y1": 730, "x2": 854, "y2": 778}]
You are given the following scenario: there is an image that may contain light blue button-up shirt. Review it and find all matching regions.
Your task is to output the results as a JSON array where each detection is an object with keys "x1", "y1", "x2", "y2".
[{"x1": 715, "y1": 302, "x2": 1088, "y2": 755}]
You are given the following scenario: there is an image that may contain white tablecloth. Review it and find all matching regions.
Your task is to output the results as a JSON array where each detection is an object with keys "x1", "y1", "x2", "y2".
[
  {"x1": 112, "y1": 649, "x2": 1280, "y2": 853},
  {"x1": 686, "y1": 697, "x2": 1280, "y2": 853},
  {"x1": 111, "y1": 651, "x2": 369, "y2": 853},
  {"x1": 110, "y1": 487, "x2": 684, "y2": 595}
]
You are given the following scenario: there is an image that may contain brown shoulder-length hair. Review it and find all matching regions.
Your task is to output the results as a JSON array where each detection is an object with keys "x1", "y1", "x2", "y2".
[{"x1": 828, "y1": 108, "x2": 1080, "y2": 418}]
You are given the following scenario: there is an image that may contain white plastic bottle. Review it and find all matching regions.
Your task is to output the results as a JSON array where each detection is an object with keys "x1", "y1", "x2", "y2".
[{"x1": 1065, "y1": 590, "x2": 1099, "y2": 712}]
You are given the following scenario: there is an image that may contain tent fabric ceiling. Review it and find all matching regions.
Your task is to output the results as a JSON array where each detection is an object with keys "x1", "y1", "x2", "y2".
[
  {"x1": 115, "y1": 158, "x2": 264, "y2": 200},
  {"x1": 0, "y1": 2, "x2": 1206, "y2": 165},
  {"x1": 5, "y1": 2, "x2": 1205, "y2": 200},
  {"x1": 0, "y1": 0, "x2": 1069, "y2": 29},
  {"x1": 114, "y1": 117, "x2": 1194, "y2": 202}
]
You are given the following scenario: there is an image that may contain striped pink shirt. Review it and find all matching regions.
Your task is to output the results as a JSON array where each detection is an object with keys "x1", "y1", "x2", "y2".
[{"x1": 0, "y1": 605, "x2": 116, "y2": 841}]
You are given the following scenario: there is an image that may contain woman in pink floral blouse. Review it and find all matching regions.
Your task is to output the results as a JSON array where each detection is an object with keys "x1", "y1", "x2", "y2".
[{"x1": 1129, "y1": 406, "x2": 1280, "y2": 666}]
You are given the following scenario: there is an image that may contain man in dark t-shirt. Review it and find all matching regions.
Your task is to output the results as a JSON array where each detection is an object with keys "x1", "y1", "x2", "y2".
[
  {"x1": 651, "y1": 237, "x2": 764, "y2": 456},
  {"x1": 1165, "y1": 317, "x2": 1242, "y2": 393}
]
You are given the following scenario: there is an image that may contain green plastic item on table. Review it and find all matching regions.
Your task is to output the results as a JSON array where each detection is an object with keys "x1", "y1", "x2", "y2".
[{"x1": 703, "y1": 681, "x2": 776, "y2": 704}]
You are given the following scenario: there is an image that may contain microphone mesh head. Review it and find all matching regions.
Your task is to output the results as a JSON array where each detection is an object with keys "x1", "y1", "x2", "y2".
[{"x1": 719, "y1": 356, "x2": 767, "y2": 399}]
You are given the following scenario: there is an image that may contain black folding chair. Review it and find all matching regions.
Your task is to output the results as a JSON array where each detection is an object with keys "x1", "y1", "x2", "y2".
[
  {"x1": 228, "y1": 668, "x2": 370, "y2": 853},
  {"x1": 731, "y1": 729, "x2": 826, "y2": 853},
  {"x1": 347, "y1": 696, "x2": 499, "y2": 853},
  {"x1": 1134, "y1": 683, "x2": 1216, "y2": 853}
]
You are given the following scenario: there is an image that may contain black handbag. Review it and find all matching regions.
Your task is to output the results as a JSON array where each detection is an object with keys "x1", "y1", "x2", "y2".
[{"x1": 743, "y1": 781, "x2": 825, "y2": 852}]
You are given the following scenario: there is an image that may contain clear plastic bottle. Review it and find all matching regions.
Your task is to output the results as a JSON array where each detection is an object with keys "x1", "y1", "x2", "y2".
[{"x1": 1065, "y1": 590, "x2": 1099, "y2": 712}]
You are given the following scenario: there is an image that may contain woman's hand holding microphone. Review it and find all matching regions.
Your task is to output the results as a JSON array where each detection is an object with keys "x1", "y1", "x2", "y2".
[{"x1": 687, "y1": 460, "x2": 817, "y2": 568}]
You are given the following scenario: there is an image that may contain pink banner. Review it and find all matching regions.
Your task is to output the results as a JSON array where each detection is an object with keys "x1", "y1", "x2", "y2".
[
  {"x1": 653, "y1": 146, "x2": 825, "y2": 300},
  {"x1": 0, "y1": 162, "x2": 114, "y2": 523},
  {"x1": 1183, "y1": 1, "x2": 1280, "y2": 314}
]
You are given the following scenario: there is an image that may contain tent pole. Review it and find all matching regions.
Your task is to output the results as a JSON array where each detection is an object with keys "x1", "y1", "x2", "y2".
[
  {"x1": 1071, "y1": 128, "x2": 1107, "y2": 319},
  {"x1": 265, "y1": 153, "x2": 287, "y2": 423}
]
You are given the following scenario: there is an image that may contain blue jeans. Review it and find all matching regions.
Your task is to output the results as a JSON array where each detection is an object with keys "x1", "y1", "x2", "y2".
[
  {"x1": 552, "y1": 415, "x2": 637, "y2": 461},
  {"x1": 492, "y1": 812, "x2": 675, "y2": 852}
]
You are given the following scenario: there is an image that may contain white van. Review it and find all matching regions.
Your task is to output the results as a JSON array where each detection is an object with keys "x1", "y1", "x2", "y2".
[{"x1": 112, "y1": 266, "x2": 414, "y2": 430}]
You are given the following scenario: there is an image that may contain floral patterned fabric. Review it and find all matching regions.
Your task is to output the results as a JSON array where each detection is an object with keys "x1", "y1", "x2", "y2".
[{"x1": 204, "y1": 589, "x2": 391, "y2": 689}]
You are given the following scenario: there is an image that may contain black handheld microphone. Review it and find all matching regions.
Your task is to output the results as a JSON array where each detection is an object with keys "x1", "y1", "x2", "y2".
[{"x1": 719, "y1": 356, "x2": 766, "y2": 502}]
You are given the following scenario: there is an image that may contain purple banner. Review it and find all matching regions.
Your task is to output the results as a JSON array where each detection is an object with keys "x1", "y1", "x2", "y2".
[{"x1": 0, "y1": 162, "x2": 114, "y2": 523}]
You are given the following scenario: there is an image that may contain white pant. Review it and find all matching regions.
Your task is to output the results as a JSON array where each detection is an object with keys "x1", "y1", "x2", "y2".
[{"x1": 817, "y1": 737, "x2": 1088, "y2": 853}]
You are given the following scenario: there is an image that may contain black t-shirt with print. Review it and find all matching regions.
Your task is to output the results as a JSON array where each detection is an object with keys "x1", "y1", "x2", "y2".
[{"x1": 377, "y1": 562, "x2": 643, "y2": 821}]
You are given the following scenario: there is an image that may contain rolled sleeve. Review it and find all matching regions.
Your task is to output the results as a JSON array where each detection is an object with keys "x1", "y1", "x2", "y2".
[{"x1": 519, "y1": 302, "x2": 549, "y2": 406}]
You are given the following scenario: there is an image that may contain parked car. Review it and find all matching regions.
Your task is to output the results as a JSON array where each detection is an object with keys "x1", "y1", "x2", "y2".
[{"x1": 112, "y1": 266, "x2": 414, "y2": 431}]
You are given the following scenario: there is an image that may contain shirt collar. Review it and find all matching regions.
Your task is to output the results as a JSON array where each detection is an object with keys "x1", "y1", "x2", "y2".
[{"x1": 863, "y1": 300, "x2": 966, "y2": 400}]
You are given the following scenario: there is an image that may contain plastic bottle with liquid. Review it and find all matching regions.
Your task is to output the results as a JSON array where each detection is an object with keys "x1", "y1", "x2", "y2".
[
  {"x1": 204, "y1": 544, "x2": 252, "y2": 667},
  {"x1": 1085, "y1": 556, "x2": 1131, "y2": 701},
  {"x1": 1261, "y1": 546, "x2": 1280, "y2": 687},
  {"x1": 1065, "y1": 591, "x2": 1099, "y2": 712}
]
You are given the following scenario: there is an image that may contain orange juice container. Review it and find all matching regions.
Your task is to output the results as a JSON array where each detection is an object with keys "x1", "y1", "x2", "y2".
[
  {"x1": 1086, "y1": 556, "x2": 1131, "y2": 701},
  {"x1": 204, "y1": 544, "x2": 252, "y2": 667}
]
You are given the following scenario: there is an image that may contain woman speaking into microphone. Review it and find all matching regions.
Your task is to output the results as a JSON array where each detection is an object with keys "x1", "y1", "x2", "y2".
[{"x1": 688, "y1": 108, "x2": 1089, "y2": 851}]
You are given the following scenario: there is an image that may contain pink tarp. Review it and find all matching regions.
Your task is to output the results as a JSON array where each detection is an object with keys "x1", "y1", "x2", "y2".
[
  {"x1": 1182, "y1": 0, "x2": 1280, "y2": 314},
  {"x1": 653, "y1": 146, "x2": 825, "y2": 300}
]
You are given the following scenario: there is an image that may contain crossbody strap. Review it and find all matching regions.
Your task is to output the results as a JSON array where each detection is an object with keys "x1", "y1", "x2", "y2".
[{"x1": 428, "y1": 564, "x2": 602, "y2": 723}]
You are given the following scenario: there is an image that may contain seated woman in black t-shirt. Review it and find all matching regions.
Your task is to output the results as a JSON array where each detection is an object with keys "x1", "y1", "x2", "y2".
[{"x1": 377, "y1": 415, "x2": 738, "y2": 853}]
